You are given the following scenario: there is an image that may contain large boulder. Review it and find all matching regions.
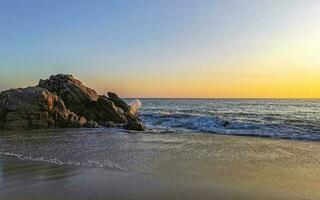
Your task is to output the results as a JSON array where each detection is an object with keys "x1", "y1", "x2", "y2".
[
  {"x1": 106, "y1": 92, "x2": 146, "y2": 131},
  {"x1": 38, "y1": 74, "x2": 98, "y2": 114},
  {"x1": 84, "y1": 96, "x2": 128, "y2": 124},
  {"x1": 0, "y1": 87, "x2": 87, "y2": 130},
  {"x1": 107, "y1": 92, "x2": 131, "y2": 113},
  {"x1": 38, "y1": 74, "x2": 128, "y2": 124},
  {"x1": 123, "y1": 112, "x2": 145, "y2": 131}
]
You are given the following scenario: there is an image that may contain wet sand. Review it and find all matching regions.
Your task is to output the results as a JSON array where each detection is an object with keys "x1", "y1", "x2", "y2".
[
  {"x1": 1, "y1": 131, "x2": 320, "y2": 200},
  {"x1": 0, "y1": 155, "x2": 254, "y2": 200}
]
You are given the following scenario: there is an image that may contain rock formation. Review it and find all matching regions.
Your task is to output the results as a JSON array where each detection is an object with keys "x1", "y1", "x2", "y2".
[
  {"x1": 0, "y1": 74, "x2": 145, "y2": 131},
  {"x1": 107, "y1": 92, "x2": 131, "y2": 113},
  {"x1": 0, "y1": 87, "x2": 87, "y2": 129}
]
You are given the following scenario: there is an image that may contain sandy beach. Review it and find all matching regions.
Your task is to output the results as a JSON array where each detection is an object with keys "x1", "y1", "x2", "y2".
[
  {"x1": 0, "y1": 155, "x2": 253, "y2": 200},
  {"x1": 1, "y1": 130, "x2": 320, "y2": 200}
]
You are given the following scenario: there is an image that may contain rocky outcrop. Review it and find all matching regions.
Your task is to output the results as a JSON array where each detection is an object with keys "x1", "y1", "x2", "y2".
[
  {"x1": 123, "y1": 112, "x2": 145, "y2": 131},
  {"x1": 84, "y1": 96, "x2": 128, "y2": 124},
  {"x1": 0, "y1": 74, "x2": 145, "y2": 131},
  {"x1": 107, "y1": 92, "x2": 131, "y2": 113},
  {"x1": 38, "y1": 74, "x2": 98, "y2": 115},
  {"x1": 0, "y1": 87, "x2": 87, "y2": 130},
  {"x1": 38, "y1": 74, "x2": 131, "y2": 124}
]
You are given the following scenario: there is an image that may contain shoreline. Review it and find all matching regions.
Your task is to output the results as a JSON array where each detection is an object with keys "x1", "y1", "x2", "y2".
[
  {"x1": 1, "y1": 131, "x2": 320, "y2": 199},
  {"x1": 2, "y1": 126, "x2": 320, "y2": 142}
]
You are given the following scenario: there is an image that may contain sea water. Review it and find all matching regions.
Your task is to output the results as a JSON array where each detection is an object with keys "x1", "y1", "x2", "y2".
[{"x1": 138, "y1": 98, "x2": 320, "y2": 140}]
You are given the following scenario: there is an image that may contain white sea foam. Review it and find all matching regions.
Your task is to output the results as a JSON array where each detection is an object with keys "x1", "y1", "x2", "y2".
[
  {"x1": 138, "y1": 99, "x2": 320, "y2": 141},
  {"x1": 129, "y1": 99, "x2": 142, "y2": 114},
  {"x1": 0, "y1": 152, "x2": 123, "y2": 169}
]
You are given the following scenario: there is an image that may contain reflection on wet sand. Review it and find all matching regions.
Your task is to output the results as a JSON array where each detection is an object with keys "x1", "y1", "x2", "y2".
[
  {"x1": 0, "y1": 155, "x2": 78, "y2": 192},
  {"x1": 0, "y1": 155, "x2": 251, "y2": 200},
  {"x1": 1, "y1": 159, "x2": 75, "y2": 180}
]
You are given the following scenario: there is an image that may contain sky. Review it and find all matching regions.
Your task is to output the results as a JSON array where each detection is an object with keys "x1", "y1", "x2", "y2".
[{"x1": 1, "y1": 0, "x2": 320, "y2": 98}]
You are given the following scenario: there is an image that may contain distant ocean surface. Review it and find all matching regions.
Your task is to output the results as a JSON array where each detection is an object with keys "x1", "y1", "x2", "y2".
[{"x1": 134, "y1": 98, "x2": 320, "y2": 141}]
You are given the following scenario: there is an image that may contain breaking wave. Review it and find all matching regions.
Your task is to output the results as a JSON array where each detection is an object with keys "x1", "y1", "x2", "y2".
[
  {"x1": 129, "y1": 99, "x2": 142, "y2": 114},
  {"x1": 138, "y1": 99, "x2": 320, "y2": 141},
  {"x1": 140, "y1": 112, "x2": 320, "y2": 140}
]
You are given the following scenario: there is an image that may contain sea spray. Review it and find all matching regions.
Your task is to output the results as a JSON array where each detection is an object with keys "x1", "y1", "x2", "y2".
[{"x1": 129, "y1": 99, "x2": 142, "y2": 114}]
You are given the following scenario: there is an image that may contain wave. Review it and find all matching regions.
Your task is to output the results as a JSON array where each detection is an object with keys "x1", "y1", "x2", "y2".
[
  {"x1": 0, "y1": 152, "x2": 124, "y2": 170},
  {"x1": 140, "y1": 112, "x2": 320, "y2": 141},
  {"x1": 129, "y1": 99, "x2": 142, "y2": 114}
]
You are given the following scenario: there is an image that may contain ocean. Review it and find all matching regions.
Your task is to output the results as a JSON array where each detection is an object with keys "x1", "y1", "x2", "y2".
[{"x1": 137, "y1": 98, "x2": 320, "y2": 141}]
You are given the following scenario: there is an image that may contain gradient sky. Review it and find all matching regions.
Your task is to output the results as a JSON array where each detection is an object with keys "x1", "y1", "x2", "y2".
[{"x1": 1, "y1": 0, "x2": 320, "y2": 98}]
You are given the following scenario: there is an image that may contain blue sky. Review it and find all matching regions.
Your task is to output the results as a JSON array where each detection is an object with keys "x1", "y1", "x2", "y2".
[{"x1": 1, "y1": 0, "x2": 319, "y2": 97}]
